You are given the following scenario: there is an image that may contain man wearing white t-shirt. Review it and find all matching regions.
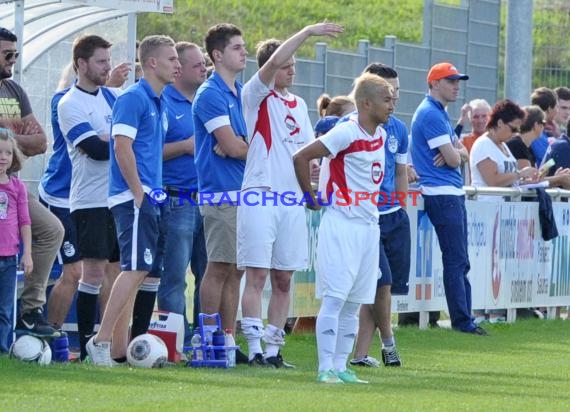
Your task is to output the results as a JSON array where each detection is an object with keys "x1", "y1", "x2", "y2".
[
  {"x1": 57, "y1": 34, "x2": 121, "y2": 360},
  {"x1": 238, "y1": 22, "x2": 342, "y2": 368},
  {"x1": 294, "y1": 73, "x2": 394, "y2": 384}
]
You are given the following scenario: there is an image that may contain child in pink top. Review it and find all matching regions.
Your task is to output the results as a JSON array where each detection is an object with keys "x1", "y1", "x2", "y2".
[{"x1": 0, "y1": 128, "x2": 32, "y2": 352}]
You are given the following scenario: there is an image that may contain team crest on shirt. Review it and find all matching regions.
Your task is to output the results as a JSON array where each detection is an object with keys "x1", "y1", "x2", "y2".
[
  {"x1": 387, "y1": 135, "x2": 399, "y2": 153},
  {"x1": 371, "y1": 162, "x2": 384, "y2": 184},
  {"x1": 144, "y1": 248, "x2": 153, "y2": 265},
  {"x1": 284, "y1": 114, "x2": 300, "y2": 140},
  {"x1": 62, "y1": 241, "x2": 76, "y2": 258},
  {"x1": 162, "y1": 112, "x2": 168, "y2": 131}
]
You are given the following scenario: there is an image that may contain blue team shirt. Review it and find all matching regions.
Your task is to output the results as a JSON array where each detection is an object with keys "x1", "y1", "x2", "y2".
[
  {"x1": 530, "y1": 131, "x2": 549, "y2": 168},
  {"x1": 39, "y1": 88, "x2": 72, "y2": 204},
  {"x1": 411, "y1": 95, "x2": 464, "y2": 194},
  {"x1": 543, "y1": 134, "x2": 570, "y2": 174},
  {"x1": 108, "y1": 78, "x2": 167, "y2": 206},
  {"x1": 193, "y1": 72, "x2": 246, "y2": 193},
  {"x1": 162, "y1": 85, "x2": 198, "y2": 190},
  {"x1": 379, "y1": 115, "x2": 409, "y2": 211},
  {"x1": 338, "y1": 111, "x2": 409, "y2": 211}
]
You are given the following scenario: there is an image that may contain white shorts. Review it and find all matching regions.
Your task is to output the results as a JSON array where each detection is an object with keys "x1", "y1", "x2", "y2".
[
  {"x1": 315, "y1": 209, "x2": 380, "y2": 304},
  {"x1": 237, "y1": 190, "x2": 309, "y2": 271}
]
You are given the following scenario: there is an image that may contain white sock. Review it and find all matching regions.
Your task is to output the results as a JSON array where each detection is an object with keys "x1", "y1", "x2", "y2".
[
  {"x1": 333, "y1": 301, "x2": 360, "y2": 372},
  {"x1": 263, "y1": 324, "x2": 284, "y2": 358},
  {"x1": 316, "y1": 296, "x2": 344, "y2": 372},
  {"x1": 241, "y1": 317, "x2": 264, "y2": 360}
]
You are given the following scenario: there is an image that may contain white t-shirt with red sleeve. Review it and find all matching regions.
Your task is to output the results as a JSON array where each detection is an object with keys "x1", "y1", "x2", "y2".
[{"x1": 319, "y1": 117, "x2": 386, "y2": 221}]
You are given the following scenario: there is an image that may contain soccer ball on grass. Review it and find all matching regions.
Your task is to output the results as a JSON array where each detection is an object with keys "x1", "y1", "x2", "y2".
[
  {"x1": 9, "y1": 335, "x2": 52, "y2": 365},
  {"x1": 127, "y1": 333, "x2": 168, "y2": 368}
]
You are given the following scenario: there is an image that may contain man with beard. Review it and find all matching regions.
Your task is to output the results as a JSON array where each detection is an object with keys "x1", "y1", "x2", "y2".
[{"x1": 57, "y1": 34, "x2": 121, "y2": 360}]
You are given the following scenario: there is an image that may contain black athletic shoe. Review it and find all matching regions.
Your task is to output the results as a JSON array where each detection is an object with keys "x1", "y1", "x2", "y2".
[
  {"x1": 381, "y1": 346, "x2": 402, "y2": 367},
  {"x1": 236, "y1": 349, "x2": 249, "y2": 364},
  {"x1": 16, "y1": 308, "x2": 62, "y2": 338},
  {"x1": 248, "y1": 353, "x2": 274, "y2": 368},
  {"x1": 467, "y1": 326, "x2": 488, "y2": 336},
  {"x1": 265, "y1": 352, "x2": 295, "y2": 369}
]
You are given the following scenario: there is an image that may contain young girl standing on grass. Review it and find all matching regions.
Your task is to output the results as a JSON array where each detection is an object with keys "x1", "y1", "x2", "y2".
[{"x1": 0, "y1": 128, "x2": 32, "y2": 353}]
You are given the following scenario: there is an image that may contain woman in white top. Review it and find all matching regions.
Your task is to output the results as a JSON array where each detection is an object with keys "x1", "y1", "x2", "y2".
[
  {"x1": 469, "y1": 99, "x2": 538, "y2": 324},
  {"x1": 470, "y1": 99, "x2": 538, "y2": 201}
]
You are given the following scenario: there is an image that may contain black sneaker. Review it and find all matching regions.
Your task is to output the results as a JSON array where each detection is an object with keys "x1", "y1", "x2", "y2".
[
  {"x1": 236, "y1": 349, "x2": 249, "y2": 365},
  {"x1": 16, "y1": 308, "x2": 62, "y2": 338},
  {"x1": 467, "y1": 326, "x2": 488, "y2": 336},
  {"x1": 381, "y1": 346, "x2": 402, "y2": 367},
  {"x1": 248, "y1": 353, "x2": 274, "y2": 368},
  {"x1": 265, "y1": 352, "x2": 295, "y2": 369}
]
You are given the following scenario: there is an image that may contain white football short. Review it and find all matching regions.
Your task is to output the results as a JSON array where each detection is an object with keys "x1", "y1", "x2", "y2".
[
  {"x1": 237, "y1": 189, "x2": 309, "y2": 271},
  {"x1": 315, "y1": 209, "x2": 380, "y2": 304}
]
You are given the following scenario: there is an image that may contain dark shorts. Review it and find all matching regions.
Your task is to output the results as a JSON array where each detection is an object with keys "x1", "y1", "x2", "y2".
[
  {"x1": 111, "y1": 197, "x2": 161, "y2": 272},
  {"x1": 39, "y1": 199, "x2": 81, "y2": 264},
  {"x1": 72, "y1": 207, "x2": 119, "y2": 262},
  {"x1": 377, "y1": 208, "x2": 411, "y2": 295}
]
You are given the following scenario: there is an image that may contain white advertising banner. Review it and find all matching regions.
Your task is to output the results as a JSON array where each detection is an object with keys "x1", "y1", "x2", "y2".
[
  {"x1": 60, "y1": 0, "x2": 174, "y2": 13},
  {"x1": 390, "y1": 199, "x2": 570, "y2": 315}
]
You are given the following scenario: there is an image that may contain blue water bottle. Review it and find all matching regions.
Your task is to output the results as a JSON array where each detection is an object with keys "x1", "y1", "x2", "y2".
[
  {"x1": 50, "y1": 332, "x2": 69, "y2": 363},
  {"x1": 212, "y1": 330, "x2": 226, "y2": 361}
]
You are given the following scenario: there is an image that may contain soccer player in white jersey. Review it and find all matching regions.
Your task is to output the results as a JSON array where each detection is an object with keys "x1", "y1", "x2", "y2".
[
  {"x1": 238, "y1": 22, "x2": 343, "y2": 368},
  {"x1": 293, "y1": 73, "x2": 394, "y2": 383},
  {"x1": 57, "y1": 35, "x2": 122, "y2": 360}
]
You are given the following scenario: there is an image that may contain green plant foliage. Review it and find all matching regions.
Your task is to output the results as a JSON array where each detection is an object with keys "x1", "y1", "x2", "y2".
[{"x1": 137, "y1": 0, "x2": 427, "y2": 57}]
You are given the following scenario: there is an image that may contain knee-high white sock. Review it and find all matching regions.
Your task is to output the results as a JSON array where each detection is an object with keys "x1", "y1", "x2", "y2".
[
  {"x1": 333, "y1": 301, "x2": 360, "y2": 372},
  {"x1": 241, "y1": 317, "x2": 264, "y2": 360},
  {"x1": 316, "y1": 296, "x2": 344, "y2": 372}
]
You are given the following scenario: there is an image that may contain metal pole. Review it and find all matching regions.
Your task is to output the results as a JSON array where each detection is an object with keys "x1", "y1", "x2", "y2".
[
  {"x1": 14, "y1": 0, "x2": 24, "y2": 84},
  {"x1": 126, "y1": 12, "x2": 137, "y2": 86},
  {"x1": 504, "y1": 0, "x2": 534, "y2": 105}
]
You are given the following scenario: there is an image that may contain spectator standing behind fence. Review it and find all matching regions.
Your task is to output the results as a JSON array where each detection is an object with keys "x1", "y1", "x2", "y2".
[
  {"x1": 470, "y1": 100, "x2": 536, "y2": 199},
  {"x1": 507, "y1": 106, "x2": 570, "y2": 189},
  {"x1": 317, "y1": 93, "x2": 355, "y2": 118},
  {"x1": 156, "y1": 42, "x2": 208, "y2": 342},
  {"x1": 86, "y1": 35, "x2": 180, "y2": 367},
  {"x1": 543, "y1": 117, "x2": 570, "y2": 179},
  {"x1": 0, "y1": 130, "x2": 31, "y2": 353},
  {"x1": 530, "y1": 87, "x2": 558, "y2": 168},
  {"x1": 238, "y1": 22, "x2": 342, "y2": 369},
  {"x1": 0, "y1": 27, "x2": 64, "y2": 338},
  {"x1": 548, "y1": 87, "x2": 570, "y2": 138},
  {"x1": 411, "y1": 62, "x2": 487, "y2": 336},
  {"x1": 192, "y1": 24, "x2": 248, "y2": 340},
  {"x1": 460, "y1": 99, "x2": 492, "y2": 154}
]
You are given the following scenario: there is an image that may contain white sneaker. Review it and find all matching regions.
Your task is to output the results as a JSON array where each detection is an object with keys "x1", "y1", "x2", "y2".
[{"x1": 86, "y1": 336, "x2": 113, "y2": 367}]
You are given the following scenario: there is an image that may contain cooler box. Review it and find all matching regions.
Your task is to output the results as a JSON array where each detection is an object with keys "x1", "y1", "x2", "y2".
[{"x1": 148, "y1": 311, "x2": 184, "y2": 363}]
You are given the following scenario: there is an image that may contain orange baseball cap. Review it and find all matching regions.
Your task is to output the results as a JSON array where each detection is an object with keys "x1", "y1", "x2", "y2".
[{"x1": 427, "y1": 62, "x2": 469, "y2": 84}]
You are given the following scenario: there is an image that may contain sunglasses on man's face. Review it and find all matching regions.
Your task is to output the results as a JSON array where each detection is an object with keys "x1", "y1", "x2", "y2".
[{"x1": 1, "y1": 50, "x2": 19, "y2": 61}]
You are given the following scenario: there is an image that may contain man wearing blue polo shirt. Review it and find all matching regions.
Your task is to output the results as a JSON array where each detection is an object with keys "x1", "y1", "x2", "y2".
[
  {"x1": 157, "y1": 41, "x2": 208, "y2": 339},
  {"x1": 86, "y1": 35, "x2": 181, "y2": 366},
  {"x1": 192, "y1": 24, "x2": 248, "y2": 335},
  {"x1": 411, "y1": 62, "x2": 486, "y2": 336}
]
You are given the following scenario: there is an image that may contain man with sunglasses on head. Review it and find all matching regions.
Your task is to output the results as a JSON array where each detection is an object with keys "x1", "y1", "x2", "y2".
[
  {"x1": 411, "y1": 62, "x2": 486, "y2": 336},
  {"x1": 0, "y1": 27, "x2": 64, "y2": 338}
]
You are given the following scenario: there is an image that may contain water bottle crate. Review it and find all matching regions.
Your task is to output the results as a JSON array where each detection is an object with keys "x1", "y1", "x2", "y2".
[{"x1": 187, "y1": 313, "x2": 239, "y2": 368}]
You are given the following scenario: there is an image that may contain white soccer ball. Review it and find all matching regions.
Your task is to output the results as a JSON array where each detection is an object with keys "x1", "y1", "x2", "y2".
[
  {"x1": 127, "y1": 333, "x2": 168, "y2": 368},
  {"x1": 9, "y1": 335, "x2": 52, "y2": 365}
]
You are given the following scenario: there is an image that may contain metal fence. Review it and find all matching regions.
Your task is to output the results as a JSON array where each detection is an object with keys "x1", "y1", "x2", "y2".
[{"x1": 532, "y1": 0, "x2": 570, "y2": 89}]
